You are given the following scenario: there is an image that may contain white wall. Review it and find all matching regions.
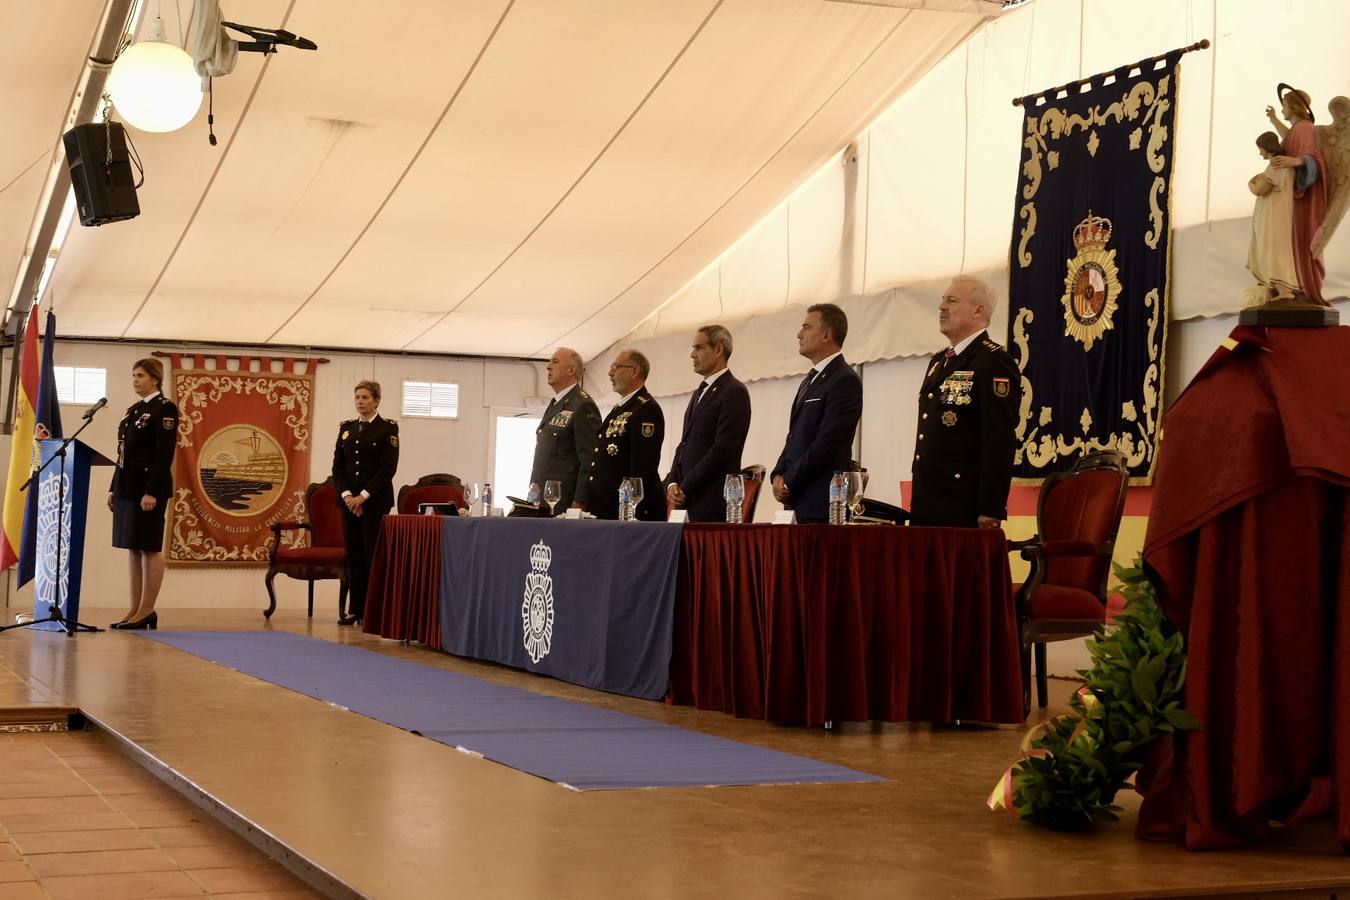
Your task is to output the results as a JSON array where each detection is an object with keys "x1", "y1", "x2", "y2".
[{"x1": 0, "y1": 339, "x2": 545, "y2": 615}]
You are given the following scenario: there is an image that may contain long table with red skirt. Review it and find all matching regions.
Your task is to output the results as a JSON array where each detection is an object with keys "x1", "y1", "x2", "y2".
[{"x1": 363, "y1": 517, "x2": 1023, "y2": 726}]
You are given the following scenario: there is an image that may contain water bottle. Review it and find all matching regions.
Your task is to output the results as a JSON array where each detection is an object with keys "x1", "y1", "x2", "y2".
[
  {"x1": 618, "y1": 479, "x2": 634, "y2": 521},
  {"x1": 482, "y1": 482, "x2": 493, "y2": 517},
  {"x1": 828, "y1": 472, "x2": 846, "y2": 525}
]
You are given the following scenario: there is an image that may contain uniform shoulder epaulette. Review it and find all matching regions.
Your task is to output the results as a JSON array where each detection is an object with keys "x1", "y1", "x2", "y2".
[
  {"x1": 578, "y1": 390, "x2": 591, "y2": 400},
  {"x1": 981, "y1": 337, "x2": 1004, "y2": 351},
  {"x1": 385, "y1": 417, "x2": 399, "y2": 426},
  {"x1": 341, "y1": 417, "x2": 357, "y2": 426},
  {"x1": 637, "y1": 395, "x2": 649, "y2": 404}
]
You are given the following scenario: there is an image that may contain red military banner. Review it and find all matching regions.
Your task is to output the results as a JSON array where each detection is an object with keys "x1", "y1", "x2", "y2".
[{"x1": 168, "y1": 360, "x2": 316, "y2": 566}]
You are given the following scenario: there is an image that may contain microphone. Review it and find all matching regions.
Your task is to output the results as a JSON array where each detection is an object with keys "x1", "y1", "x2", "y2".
[{"x1": 82, "y1": 397, "x2": 108, "y2": 420}]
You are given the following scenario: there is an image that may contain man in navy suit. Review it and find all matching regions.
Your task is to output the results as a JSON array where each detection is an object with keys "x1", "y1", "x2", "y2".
[
  {"x1": 771, "y1": 304, "x2": 863, "y2": 523},
  {"x1": 665, "y1": 325, "x2": 752, "y2": 522}
]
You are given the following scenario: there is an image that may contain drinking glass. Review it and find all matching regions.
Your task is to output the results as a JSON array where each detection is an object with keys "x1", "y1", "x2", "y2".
[
  {"x1": 527, "y1": 482, "x2": 541, "y2": 506},
  {"x1": 848, "y1": 471, "x2": 865, "y2": 520},
  {"x1": 462, "y1": 482, "x2": 480, "y2": 515},
  {"x1": 544, "y1": 480, "x2": 562, "y2": 516}
]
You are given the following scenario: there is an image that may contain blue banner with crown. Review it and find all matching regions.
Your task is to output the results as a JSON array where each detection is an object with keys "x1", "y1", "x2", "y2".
[{"x1": 1007, "y1": 52, "x2": 1179, "y2": 482}]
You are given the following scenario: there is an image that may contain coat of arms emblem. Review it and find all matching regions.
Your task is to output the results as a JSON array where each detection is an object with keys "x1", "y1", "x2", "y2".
[
  {"x1": 1060, "y1": 211, "x2": 1121, "y2": 351},
  {"x1": 521, "y1": 539, "x2": 555, "y2": 663}
]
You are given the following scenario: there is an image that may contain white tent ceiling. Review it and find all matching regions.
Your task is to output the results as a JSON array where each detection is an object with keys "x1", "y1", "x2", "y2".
[{"x1": 1, "y1": 0, "x2": 996, "y2": 359}]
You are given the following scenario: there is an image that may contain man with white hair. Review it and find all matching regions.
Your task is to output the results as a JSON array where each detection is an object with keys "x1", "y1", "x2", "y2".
[
  {"x1": 909, "y1": 275, "x2": 1021, "y2": 528},
  {"x1": 526, "y1": 347, "x2": 601, "y2": 515}
]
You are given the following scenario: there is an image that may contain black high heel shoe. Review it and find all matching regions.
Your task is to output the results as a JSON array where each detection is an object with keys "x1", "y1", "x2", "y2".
[{"x1": 119, "y1": 611, "x2": 158, "y2": 631}]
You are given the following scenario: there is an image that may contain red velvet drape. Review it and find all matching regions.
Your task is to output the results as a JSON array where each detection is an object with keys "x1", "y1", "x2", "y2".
[
  {"x1": 1138, "y1": 325, "x2": 1350, "y2": 850},
  {"x1": 362, "y1": 516, "x2": 444, "y2": 650},
  {"x1": 669, "y1": 524, "x2": 1022, "y2": 725}
]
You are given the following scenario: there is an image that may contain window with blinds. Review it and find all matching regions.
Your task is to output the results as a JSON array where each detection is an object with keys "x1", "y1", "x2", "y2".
[
  {"x1": 401, "y1": 380, "x2": 459, "y2": 419},
  {"x1": 53, "y1": 366, "x2": 107, "y2": 404}
]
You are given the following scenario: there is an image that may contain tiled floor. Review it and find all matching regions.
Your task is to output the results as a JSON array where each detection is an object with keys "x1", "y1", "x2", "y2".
[{"x1": 0, "y1": 728, "x2": 321, "y2": 899}]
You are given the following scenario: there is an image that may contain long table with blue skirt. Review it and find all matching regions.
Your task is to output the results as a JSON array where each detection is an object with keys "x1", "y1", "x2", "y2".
[{"x1": 363, "y1": 516, "x2": 1023, "y2": 724}]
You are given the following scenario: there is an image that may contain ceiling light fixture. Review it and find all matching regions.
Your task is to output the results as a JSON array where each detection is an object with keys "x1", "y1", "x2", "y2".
[{"x1": 106, "y1": 13, "x2": 202, "y2": 133}]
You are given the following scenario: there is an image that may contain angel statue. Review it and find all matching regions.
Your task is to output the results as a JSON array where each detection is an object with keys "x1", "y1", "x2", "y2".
[{"x1": 1253, "y1": 85, "x2": 1349, "y2": 307}]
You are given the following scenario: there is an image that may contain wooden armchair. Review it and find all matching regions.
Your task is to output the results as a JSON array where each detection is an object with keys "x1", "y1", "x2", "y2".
[
  {"x1": 1010, "y1": 450, "x2": 1129, "y2": 716},
  {"x1": 264, "y1": 478, "x2": 348, "y2": 619},
  {"x1": 740, "y1": 464, "x2": 766, "y2": 523},
  {"x1": 397, "y1": 473, "x2": 465, "y2": 515}
]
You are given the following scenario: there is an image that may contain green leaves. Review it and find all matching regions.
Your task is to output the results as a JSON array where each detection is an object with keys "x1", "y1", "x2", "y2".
[{"x1": 1004, "y1": 553, "x2": 1200, "y2": 830}]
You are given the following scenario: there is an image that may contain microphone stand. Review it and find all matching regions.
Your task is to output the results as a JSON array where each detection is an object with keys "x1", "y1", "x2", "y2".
[{"x1": 0, "y1": 406, "x2": 107, "y2": 637}]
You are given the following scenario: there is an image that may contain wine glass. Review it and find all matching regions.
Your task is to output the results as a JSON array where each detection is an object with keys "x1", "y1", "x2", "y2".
[
  {"x1": 527, "y1": 482, "x2": 541, "y2": 506},
  {"x1": 544, "y1": 480, "x2": 561, "y2": 517},
  {"x1": 462, "y1": 482, "x2": 480, "y2": 515},
  {"x1": 847, "y1": 471, "x2": 865, "y2": 520},
  {"x1": 628, "y1": 476, "x2": 645, "y2": 518}
]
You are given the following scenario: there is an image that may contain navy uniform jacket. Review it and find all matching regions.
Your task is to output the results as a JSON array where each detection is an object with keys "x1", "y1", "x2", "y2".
[
  {"x1": 332, "y1": 415, "x2": 400, "y2": 513},
  {"x1": 664, "y1": 371, "x2": 752, "y2": 521},
  {"x1": 771, "y1": 355, "x2": 863, "y2": 523},
  {"x1": 111, "y1": 393, "x2": 179, "y2": 500},
  {"x1": 584, "y1": 387, "x2": 665, "y2": 520},
  {"x1": 909, "y1": 330, "x2": 1021, "y2": 527},
  {"x1": 531, "y1": 386, "x2": 602, "y2": 511}
]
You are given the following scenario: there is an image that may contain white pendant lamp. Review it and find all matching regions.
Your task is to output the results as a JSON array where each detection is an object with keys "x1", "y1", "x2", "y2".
[{"x1": 106, "y1": 14, "x2": 202, "y2": 133}]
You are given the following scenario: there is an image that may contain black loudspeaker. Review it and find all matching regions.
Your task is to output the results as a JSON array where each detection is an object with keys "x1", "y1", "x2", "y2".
[{"x1": 63, "y1": 122, "x2": 140, "y2": 226}]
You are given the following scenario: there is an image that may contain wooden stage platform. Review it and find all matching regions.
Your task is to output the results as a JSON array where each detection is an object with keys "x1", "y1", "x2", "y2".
[{"x1": 0, "y1": 607, "x2": 1345, "y2": 899}]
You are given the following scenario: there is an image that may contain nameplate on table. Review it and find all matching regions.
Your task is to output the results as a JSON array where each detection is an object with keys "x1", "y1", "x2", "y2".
[
  {"x1": 668, "y1": 510, "x2": 688, "y2": 523},
  {"x1": 564, "y1": 508, "x2": 584, "y2": 520},
  {"x1": 772, "y1": 510, "x2": 796, "y2": 525}
]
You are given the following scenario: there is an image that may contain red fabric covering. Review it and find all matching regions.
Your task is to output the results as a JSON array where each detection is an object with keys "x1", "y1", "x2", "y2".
[
  {"x1": 274, "y1": 547, "x2": 344, "y2": 566},
  {"x1": 362, "y1": 516, "x2": 444, "y2": 650},
  {"x1": 1137, "y1": 325, "x2": 1350, "y2": 850},
  {"x1": 398, "y1": 484, "x2": 466, "y2": 515},
  {"x1": 307, "y1": 483, "x2": 344, "y2": 549},
  {"x1": 1026, "y1": 583, "x2": 1105, "y2": 620},
  {"x1": 668, "y1": 524, "x2": 1022, "y2": 725},
  {"x1": 1040, "y1": 469, "x2": 1123, "y2": 593}
]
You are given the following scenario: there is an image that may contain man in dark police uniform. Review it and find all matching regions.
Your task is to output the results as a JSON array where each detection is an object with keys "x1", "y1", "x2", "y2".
[
  {"x1": 583, "y1": 350, "x2": 665, "y2": 520},
  {"x1": 909, "y1": 275, "x2": 1021, "y2": 528},
  {"x1": 528, "y1": 347, "x2": 601, "y2": 515}
]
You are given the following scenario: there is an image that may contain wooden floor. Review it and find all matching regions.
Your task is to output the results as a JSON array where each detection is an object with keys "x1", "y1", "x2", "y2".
[{"x1": 0, "y1": 607, "x2": 1345, "y2": 900}]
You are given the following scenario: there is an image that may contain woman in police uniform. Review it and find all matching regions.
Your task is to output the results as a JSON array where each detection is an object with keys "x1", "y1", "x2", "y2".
[
  {"x1": 106, "y1": 357, "x2": 179, "y2": 630},
  {"x1": 332, "y1": 380, "x2": 399, "y2": 625}
]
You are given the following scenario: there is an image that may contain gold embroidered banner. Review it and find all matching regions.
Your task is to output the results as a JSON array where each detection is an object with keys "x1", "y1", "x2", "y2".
[
  {"x1": 167, "y1": 357, "x2": 316, "y2": 566},
  {"x1": 1008, "y1": 52, "x2": 1179, "y2": 483}
]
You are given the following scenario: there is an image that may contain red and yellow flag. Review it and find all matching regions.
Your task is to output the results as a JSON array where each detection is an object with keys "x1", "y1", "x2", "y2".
[{"x1": 1, "y1": 306, "x2": 40, "y2": 569}]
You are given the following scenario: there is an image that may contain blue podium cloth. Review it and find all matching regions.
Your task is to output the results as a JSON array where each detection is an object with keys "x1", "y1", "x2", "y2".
[{"x1": 439, "y1": 518, "x2": 683, "y2": 699}]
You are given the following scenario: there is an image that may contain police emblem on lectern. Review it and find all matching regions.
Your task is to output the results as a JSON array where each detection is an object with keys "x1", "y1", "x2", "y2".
[
  {"x1": 521, "y1": 540, "x2": 556, "y2": 663},
  {"x1": 35, "y1": 470, "x2": 71, "y2": 613}
]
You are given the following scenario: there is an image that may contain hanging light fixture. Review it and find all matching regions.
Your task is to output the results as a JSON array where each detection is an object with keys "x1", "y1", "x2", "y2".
[{"x1": 106, "y1": 13, "x2": 202, "y2": 133}]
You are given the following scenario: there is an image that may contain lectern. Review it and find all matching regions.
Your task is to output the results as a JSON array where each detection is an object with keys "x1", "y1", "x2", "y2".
[{"x1": 30, "y1": 439, "x2": 114, "y2": 633}]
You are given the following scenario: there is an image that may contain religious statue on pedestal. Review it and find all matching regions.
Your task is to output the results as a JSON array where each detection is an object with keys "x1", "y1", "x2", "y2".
[{"x1": 1242, "y1": 85, "x2": 1348, "y2": 325}]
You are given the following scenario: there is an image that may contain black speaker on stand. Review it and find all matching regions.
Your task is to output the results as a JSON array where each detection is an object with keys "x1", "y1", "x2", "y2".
[{"x1": 63, "y1": 122, "x2": 140, "y2": 226}]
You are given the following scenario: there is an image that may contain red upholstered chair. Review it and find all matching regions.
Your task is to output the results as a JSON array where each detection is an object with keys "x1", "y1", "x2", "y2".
[
  {"x1": 740, "y1": 464, "x2": 765, "y2": 523},
  {"x1": 397, "y1": 473, "x2": 465, "y2": 515},
  {"x1": 1010, "y1": 450, "x2": 1129, "y2": 716},
  {"x1": 264, "y1": 478, "x2": 348, "y2": 619}
]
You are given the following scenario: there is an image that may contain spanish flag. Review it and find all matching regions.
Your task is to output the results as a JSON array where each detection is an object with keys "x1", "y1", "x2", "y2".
[{"x1": 1, "y1": 306, "x2": 40, "y2": 570}]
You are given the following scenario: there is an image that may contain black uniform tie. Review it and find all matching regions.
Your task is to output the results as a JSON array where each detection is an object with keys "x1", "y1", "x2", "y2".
[{"x1": 792, "y1": 369, "x2": 817, "y2": 414}]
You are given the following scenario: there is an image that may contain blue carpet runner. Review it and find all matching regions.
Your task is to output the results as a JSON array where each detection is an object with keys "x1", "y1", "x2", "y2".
[{"x1": 141, "y1": 631, "x2": 882, "y2": 791}]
